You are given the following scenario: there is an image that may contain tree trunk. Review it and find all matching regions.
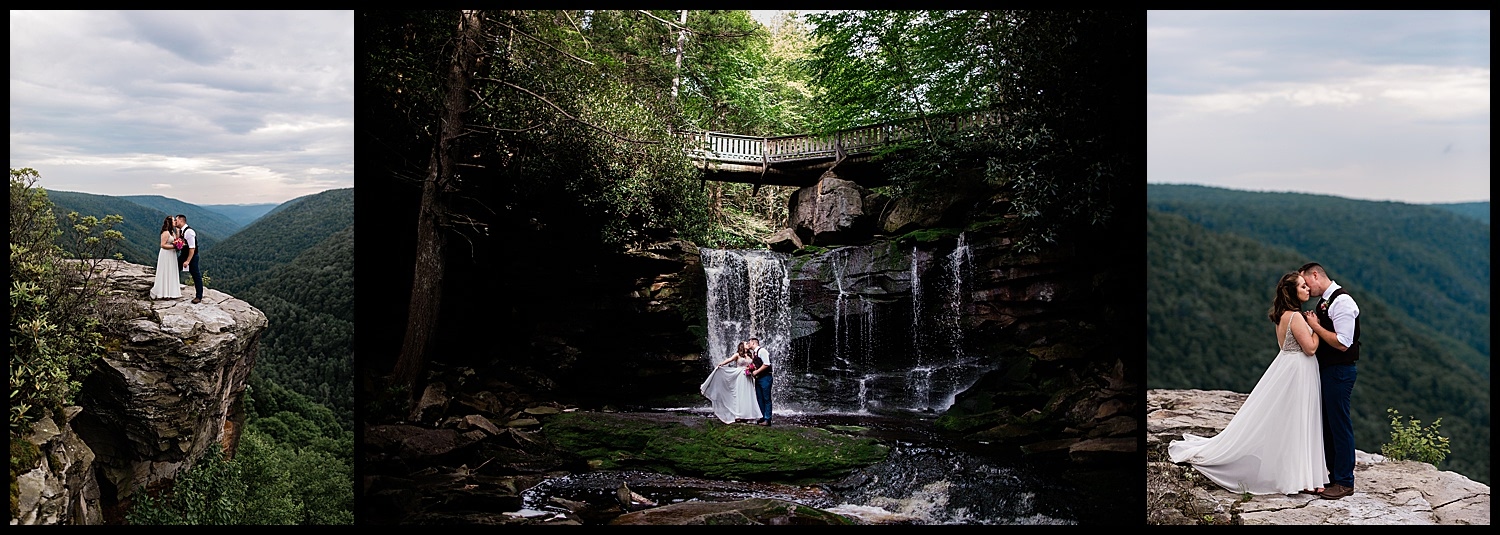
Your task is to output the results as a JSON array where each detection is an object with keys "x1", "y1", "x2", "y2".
[
  {"x1": 671, "y1": 10, "x2": 688, "y2": 100},
  {"x1": 392, "y1": 10, "x2": 483, "y2": 398}
]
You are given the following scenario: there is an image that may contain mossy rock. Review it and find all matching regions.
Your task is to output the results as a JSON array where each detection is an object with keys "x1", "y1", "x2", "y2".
[
  {"x1": 542, "y1": 412, "x2": 889, "y2": 484},
  {"x1": 894, "y1": 227, "x2": 963, "y2": 246}
]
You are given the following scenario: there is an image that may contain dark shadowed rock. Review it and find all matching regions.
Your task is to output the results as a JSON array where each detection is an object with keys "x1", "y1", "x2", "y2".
[{"x1": 610, "y1": 497, "x2": 855, "y2": 525}]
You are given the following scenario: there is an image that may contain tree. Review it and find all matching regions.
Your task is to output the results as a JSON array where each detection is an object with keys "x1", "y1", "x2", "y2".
[
  {"x1": 390, "y1": 10, "x2": 484, "y2": 401},
  {"x1": 804, "y1": 10, "x2": 1137, "y2": 253},
  {"x1": 9, "y1": 168, "x2": 123, "y2": 432}
]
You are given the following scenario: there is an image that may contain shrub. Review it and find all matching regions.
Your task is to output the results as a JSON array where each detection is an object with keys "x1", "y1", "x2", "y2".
[
  {"x1": 1380, "y1": 408, "x2": 1450, "y2": 465},
  {"x1": 9, "y1": 168, "x2": 122, "y2": 433}
]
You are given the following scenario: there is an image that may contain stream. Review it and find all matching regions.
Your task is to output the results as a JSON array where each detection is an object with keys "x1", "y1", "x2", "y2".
[{"x1": 517, "y1": 409, "x2": 1136, "y2": 525}]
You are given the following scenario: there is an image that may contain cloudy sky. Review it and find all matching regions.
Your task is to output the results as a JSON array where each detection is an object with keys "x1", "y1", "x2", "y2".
[
  {"x1": 9, "y1": 10, "x2": 352, "y2": 206},
  {"x1": 1148, "y1": 10, "x2": 1489, "y2": 204}
]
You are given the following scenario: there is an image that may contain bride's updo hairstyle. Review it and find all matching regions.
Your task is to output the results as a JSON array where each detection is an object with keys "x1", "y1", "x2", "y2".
[
  {"x1": 1267, "y1": 271, "x2": 1304, "y2": 325},
  {"x1": 160, "y1": 217, "x2": 174, "y2": 233}
]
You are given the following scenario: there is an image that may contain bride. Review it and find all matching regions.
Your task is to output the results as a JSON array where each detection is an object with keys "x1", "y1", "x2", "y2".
[
  {"x1": 148, "y1": 216, "x2": 182, "y2": 300},
  {"x1": 1169, "y1": 271, "x2": 1329, "y2": 495},
  {"x1": 699, "y1": 341, "x2": 763, "y2": 424}
]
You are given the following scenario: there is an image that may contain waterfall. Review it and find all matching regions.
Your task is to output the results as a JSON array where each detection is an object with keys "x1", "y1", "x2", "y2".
[
  {"x1": 702, "y1": 238, "x2": 988, "y2": 416},
  {"x1": 702, "y1": 248, "x2": 791, "y2": 410},
  {"x1": 944, "y1": 232, "x2": 972, "y2": 361}
]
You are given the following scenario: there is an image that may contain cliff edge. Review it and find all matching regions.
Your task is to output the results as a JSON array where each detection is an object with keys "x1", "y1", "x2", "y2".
[
  {"x1": 1147, "y1": 389, "x2": 1488, "y2": 525},
  {"x1": 12, "y1": 259, "x2": 267, "y2": 525}
]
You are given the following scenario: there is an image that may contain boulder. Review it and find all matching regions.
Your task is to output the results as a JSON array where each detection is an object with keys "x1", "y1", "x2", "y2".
[
  {"x1": 788, "y1": 172, "x2": 872, "y2": 245},
  {"x1": 763, "y1": 228, "x2": 803, "y2": 253}
]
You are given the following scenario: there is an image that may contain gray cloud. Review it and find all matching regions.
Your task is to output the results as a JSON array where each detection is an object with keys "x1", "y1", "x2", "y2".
[
  {"x1": 9, "y1": 10, "x2": 352, "y2": 205},
  {"x1": 1148, "y1": 10, "x2": 1489, "y2": 204}
]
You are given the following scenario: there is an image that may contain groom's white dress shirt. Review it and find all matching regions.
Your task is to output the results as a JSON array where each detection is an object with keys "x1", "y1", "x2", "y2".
[{"x1": 1321, "y1": 281, "x2": 1360, "y2": 349}]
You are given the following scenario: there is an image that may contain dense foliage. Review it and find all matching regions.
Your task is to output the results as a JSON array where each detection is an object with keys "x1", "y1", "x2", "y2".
[
  {"x1": 9, "y1": 168, "x2": 122, "y2": 432},
  {"x1": 126, "y1": 375, "x2": 353, "y2": 524},
  {"x1": 805, "y1": 10, "x2": 1136, "y2": 253},
  {"x1": 206, "y1": 189, "x2": 354, "y2": 428},
  {"x1": 1147, "y1": 198, "x2": 1490, "y2": 484}
]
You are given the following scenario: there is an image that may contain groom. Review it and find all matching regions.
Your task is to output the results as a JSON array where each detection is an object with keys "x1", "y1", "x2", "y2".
[
  {"x1": 1300, "y1": 262, "x2": 1361, "y2": 500},
  {"x1": 175, "y1": 215, "x2": 203, "y2": 304},
  {"x1": 747, "y1": 337, "x2": 773, "y2": 426}
]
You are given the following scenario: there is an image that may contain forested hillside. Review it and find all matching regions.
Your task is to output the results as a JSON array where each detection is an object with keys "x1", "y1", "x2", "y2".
[
  {"x1": 1148, "y1": 203, "x2": 1490, "y2": 484},
  {"x1": 1430, "y1": 201, "x2": 1490, "y2": 225},
  {"x1": 120, "y1": 195, "x2": 243, "y2": 237},
  {"x1": 206, "y1": 188, "x2": 354, "y2": 427},
  {"x1": 1147, "y1": 184, "x2": 1490, "y2": 377},
  {"x1": 47, "y1": 190, "x2": 221, "y2": 266}
]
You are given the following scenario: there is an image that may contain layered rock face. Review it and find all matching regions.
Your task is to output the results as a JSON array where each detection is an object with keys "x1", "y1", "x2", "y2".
[
  {"x1": 13, "y1": 259, "x2": 267, "y2": 524},
  {"x1": 1148, "y1": 389, "x2": 1489, "y2": 525}
]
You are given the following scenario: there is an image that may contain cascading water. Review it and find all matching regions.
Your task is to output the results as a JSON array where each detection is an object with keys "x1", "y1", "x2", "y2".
[
  {"x1": 702, "y1": 248, "x2": 792, "y2": 411},
  {"x1": 703, "y1": 238, "x2": 990, "y2": 416}
]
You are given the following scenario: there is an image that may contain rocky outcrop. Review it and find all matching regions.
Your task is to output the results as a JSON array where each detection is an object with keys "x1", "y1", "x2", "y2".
[
  {"x1": 12, "y1": 259, "x2": 267, "y2": 524},
  {"x1": 787, "y1": 172, "x2": 875, "y2": 245},
  {"x1": 12, "y1": 407, "x2": 101, "y2": 526},
  {"x1": 1147, "y1": 389, "x2": 1490, "y2": 525}
]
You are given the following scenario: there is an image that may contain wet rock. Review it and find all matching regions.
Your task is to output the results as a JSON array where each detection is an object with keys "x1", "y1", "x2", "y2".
[{"x1": 610, "y1": 497, "x2": 855, "y2": 525}]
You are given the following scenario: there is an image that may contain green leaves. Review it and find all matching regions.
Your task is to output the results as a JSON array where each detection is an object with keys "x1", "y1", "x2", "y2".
[
  {"x1": 1382, "y1": 408, "x2": 1451, "y2": 466},
  {"x1": 9, "y1": 169, "x2": 119, "y2": 432}
]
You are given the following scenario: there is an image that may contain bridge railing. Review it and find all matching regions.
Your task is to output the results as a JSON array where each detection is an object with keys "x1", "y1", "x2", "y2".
[{"x1": 684, "y1": 108, "x2": 1002, "y2": 165}]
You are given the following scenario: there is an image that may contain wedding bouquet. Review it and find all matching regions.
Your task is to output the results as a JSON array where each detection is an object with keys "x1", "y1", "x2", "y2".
[
  {"x1": 744, "y1": 365, "x2": 755, "y2": 377},
  {"x1": 173, "y1": 237, "x2": 185, "y2": 250}
]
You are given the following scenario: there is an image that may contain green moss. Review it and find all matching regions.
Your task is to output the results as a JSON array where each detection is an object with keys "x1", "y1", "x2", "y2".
[
  {"x1": 895, "y1": 227, "x2": 962, "y2": 246},
  {"x1": 793, "y1": 245, "x2": 829, "y2": 256},
  {"x1": 11, "y1": 436, "x2": 42, "y2": 519},
  {"x1": 543, "y1": 412, "x2": 889, "y2": 484}
]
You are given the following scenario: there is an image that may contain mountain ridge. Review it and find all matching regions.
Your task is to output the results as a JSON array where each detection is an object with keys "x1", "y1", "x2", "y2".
[{"x1": 1147, "y1": 190, "x2": 1490, "y2": 485}]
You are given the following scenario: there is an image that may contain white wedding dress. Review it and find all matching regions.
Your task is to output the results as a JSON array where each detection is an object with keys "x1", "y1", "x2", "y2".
[
  {"x1": 149, "y1": 232, "x2": 182, "y2": 299},
  {"x1": 1169, "y1": 323, "x2": 1329, "y2": 494},
  {"x1": 700, "y1": 355, "x2": 763, "y2": 423}
]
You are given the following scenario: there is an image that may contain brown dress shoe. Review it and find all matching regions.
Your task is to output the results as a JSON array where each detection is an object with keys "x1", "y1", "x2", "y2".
[
  {"x1": 1319, "y1": 483, "x2": 1353, "y2": 499},
  {"x1": 192, "y1": 297, "x2": 202, "y2": 304}
]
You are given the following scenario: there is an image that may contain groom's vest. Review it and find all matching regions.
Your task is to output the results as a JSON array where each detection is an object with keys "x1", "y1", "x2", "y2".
[
  {"x1": 1313, "y1": 288, "x2": 1361, "y2": 367},
  {"x1": 177, "y1": 226, "x2": 194, "y2": 264}
]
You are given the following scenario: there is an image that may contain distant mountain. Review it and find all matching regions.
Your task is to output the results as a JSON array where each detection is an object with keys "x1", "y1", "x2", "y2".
[
  {"x1": 47, "y1": 190, "x2": 221, "y2": 266},
  {"x1": 208, "y1": 188, "x2": 354, "y2": 426},
  {"x1": 1147, "y1": 184, "x2": 1490, "y2": 375},
  {"x1": 119, "y1": 195, "x2": 243, "y2": 238},
  {"x1": 1429, "y1": 201, "x2": 1489, "y2": 225},
  {"x1": 1147, "y1": 185, "x2": 1490, "y2": 485},
  {"x1": 201, "y1": 203, "x2": 281, "y2": 228}
]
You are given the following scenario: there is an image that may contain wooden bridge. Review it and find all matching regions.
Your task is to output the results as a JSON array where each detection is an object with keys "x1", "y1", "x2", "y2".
[{"x1": 683, "y1": 109, "x2": 1001, "y2": 190}]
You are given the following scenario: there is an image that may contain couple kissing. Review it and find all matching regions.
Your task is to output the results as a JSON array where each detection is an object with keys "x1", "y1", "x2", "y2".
[
  {"x1": 1170, "y1": 262, "x2": 1361, "y2": 500},
  {"x1": 699, "y1": 337, "x2": 774, "y2": 426}
]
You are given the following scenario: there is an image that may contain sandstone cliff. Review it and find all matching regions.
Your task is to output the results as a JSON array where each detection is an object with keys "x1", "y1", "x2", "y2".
[
  {"x1": 1147, "y1": 389, "x2": 1489, "y2": 525},
  {"x1": 12, "y1": 259, "x2": 267, "y2": 525}
]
